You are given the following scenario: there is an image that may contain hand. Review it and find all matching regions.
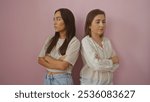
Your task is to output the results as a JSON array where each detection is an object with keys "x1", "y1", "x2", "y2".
[
  {"x1": 111, "y1": 56, "x2": 119, "y2": 64},
  {"x1": 44, "y1": 55, "x2": 52, "y2": 62},
  {"x1": 59, "y1": 55, "x2": 66, "y2": 61},
  {"x1": 95, "y1": 54, "x2": 100, "y2": 60}
]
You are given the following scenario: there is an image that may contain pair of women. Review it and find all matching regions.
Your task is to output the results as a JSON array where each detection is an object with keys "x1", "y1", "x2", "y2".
[{"x1": 38, "y1": 8, "x2": 119, "y2": 85}]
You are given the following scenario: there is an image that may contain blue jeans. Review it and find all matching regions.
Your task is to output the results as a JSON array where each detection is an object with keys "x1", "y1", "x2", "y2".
[{"x1": 44, "y1": 73, "x2": 73, "y2": 85}]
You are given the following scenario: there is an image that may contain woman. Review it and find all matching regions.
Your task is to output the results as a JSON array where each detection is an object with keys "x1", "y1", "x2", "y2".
[
  {"x1": 38, "y1": 8, "x2": 80, "y2": 85},
  {"x1": 80, "y1": 9, "x2": 119, "y2": 85}
]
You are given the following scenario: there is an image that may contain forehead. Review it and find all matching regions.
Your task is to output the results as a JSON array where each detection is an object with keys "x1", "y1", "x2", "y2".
[
  {"x1": 54, "y1": 11, "x2": 62, "y2": 17},
  {"x1": 93, "y1": 14, "x2": 105, "y2": 21}
]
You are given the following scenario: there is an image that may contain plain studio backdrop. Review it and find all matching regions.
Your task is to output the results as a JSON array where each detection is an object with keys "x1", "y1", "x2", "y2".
[{"x1": 0, "y1": 0, "x2": 150, "y2": 84}]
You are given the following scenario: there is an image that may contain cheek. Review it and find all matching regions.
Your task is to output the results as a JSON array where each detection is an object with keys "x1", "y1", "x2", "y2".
[
  {"x1": 56, "y1": 22, "x2": 65, "y2": 32},
  {"x1": 60, "y1": 24, "x2": 65, "y2": 31},
  {"x1": 91, "y1": 25, "x2": 98, "y2": 31},
  {"x1": 59, "y1": 22, "x2": 64, "y2": 26},
  {"x1": 59, "y1": 22, "x2": 65, "y2": 28}
]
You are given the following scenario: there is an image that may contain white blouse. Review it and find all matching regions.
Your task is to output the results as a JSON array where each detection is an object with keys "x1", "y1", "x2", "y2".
[
  {"x1": 38, "y1": 35, "x2": 80, "y2": 73},
  {"x1": 80, "y1": 35, "x2": 119, "y2": 84}
]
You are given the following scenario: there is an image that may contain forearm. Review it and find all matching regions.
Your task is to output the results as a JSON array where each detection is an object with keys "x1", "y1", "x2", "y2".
[
  {"x1": 86, "y1": 56, "x2": 113, "y2": 71},
  {"x1": 38, "y1": 57, "x2": 52, "y2": 68},
  {"x1": 44, "y1": 55, "x2": 69, "y2": 70},
  {"x1": 110, "y1": 55, "x2": 119, "y2": 64},
  {"x1": 98, "y1": 56, "x2": 119, "y2": 72}
]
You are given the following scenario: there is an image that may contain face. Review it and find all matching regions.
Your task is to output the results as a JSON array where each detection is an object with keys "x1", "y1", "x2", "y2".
[
  {"x1": 89, "y1": 14, "x2": 106, "y2": 36},
  {"x1": 53, "y1": 11, "x2": 66, "y2": 33}
]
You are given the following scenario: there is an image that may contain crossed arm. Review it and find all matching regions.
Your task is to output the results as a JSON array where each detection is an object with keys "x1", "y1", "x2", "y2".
[
  {"x1": 38, "y1": 55, "x2": 70, "y2": 70},
  {"x1": 82, "y1": 38, "x2": 119, "y2": 71}
]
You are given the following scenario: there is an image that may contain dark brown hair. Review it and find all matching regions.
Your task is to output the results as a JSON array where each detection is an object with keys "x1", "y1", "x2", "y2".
[
  {"x1": 85, "y1": 9, "x2": 105, "y2": 37},
  {"x1": 46, "y1": 8, "x2": 76, "y2": 55}
]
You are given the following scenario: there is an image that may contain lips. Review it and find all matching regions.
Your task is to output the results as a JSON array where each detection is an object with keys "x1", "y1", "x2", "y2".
[
  {"x1": 54, "y1": 26, "x2": 57, "y2": 29},
  {"x1": 99, "y1": 29, "x2": 104, "y2": 31}
]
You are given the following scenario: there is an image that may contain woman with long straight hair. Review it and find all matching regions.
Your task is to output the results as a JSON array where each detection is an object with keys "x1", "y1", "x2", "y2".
[
  {"x1": 38, "y1": 8, "x2": 80, "y2": 85},
  {"x1": 80, "y1": 9, "x2": 119, "y2": 85}
]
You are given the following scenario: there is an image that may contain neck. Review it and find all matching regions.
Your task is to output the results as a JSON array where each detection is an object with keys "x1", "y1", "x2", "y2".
[
  {"x1": 59, "y1": 31, "x2": 66, "y2": 39},
  {"x1": 91, "y1": 33, "x2": 102, "y2": 43},
  {"x1": 91, "y1": 33, "x2": 103, "y2": 47}
]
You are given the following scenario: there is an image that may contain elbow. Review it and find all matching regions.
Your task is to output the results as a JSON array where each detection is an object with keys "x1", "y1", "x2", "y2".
[
  {"x1": 38, "y1": 57, "x2": 44, "y2": 65},
  {"x1": 38, "y1": 59, "x2": 41, "y2": 64}
]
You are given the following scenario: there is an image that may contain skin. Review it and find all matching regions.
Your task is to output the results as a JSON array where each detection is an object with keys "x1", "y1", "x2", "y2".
[
  {"x1": 53, "y1": 11, "x2": 66, "y2": 39},
  {"x1": 90, "y1": 14, "x2": 119, "y2": 64},
  {"x1": 38, "y1": 11, "x2": 70, "y2": 70}
]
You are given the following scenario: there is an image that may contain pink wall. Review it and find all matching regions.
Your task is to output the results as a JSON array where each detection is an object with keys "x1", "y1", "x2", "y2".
[{"x1": 0, "y1": 0, "x2": 150, "y2": 84}]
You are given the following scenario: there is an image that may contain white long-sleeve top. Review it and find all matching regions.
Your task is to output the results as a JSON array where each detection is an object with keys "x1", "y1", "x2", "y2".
[{"x1": 80, "y1": 35, "x2": 119, "y2": 84}]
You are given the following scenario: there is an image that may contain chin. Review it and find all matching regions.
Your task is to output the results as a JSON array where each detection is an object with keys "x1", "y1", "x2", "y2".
[
  {"x1": 98, "y1": 33, "x2": 103, "y2": 37},
  {"x1": 55, "y1": 30, "x2": 59, "y2": 32},
  {"x1": 98, "y1": 33, "x2": 103, "y2": 36}
]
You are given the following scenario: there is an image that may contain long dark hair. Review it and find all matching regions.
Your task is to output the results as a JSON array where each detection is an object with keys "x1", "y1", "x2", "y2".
[
  {"x1": 46, "y1": 8, "x2": 76, "y2": 55},
  {"x1": 85, "y1": 9, "x2": 105, "y2": 37}
]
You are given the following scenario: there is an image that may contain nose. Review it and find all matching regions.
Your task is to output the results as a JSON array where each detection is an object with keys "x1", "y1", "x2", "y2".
[
  {"x1": 99, "y1": 21, "x2": 104, "y2": 27},
  {"x1": 53, "y1": 18, "x2": 57, "y2": 25},
  {"x1": 54, "y1": 20, "x2": 56, "y2": 25}
]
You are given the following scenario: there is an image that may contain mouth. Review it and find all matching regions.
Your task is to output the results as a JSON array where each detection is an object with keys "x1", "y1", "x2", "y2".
[
  {"x1": 54, "y1": 26, "x2": 57, "y2": 29},
  {"x1": 99, "y1": 29, "x2": 104, "y2": 31}
]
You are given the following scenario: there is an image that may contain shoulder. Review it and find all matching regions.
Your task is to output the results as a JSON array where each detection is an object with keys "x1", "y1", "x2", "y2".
[
  {"x1": 103, "y1": 37, "x2": 112, "y2": 47},
  {"x1": 41, "y1": 34, "x2": 53, "y2": 45},
  {"x1": 69, "y1": 36, "x2": 80, "y2": 45},
  {"x1": 44, "y1": 34, "x2": 53, "y2": 43},
  {"x1": 81, "y1": 35, "x2": 92, "y2": 45},
  {"x1": 67, "y1": 37, "x2": 80, "y2": 48},
  {"x1": 81, "y1": 35, "x2": 90, "y2": 43},
  {"x1": 47, "y1": 34, "x2": 53, "y2": 40},
  {"x1": 103, "y1": 37, "x2": 111, "y2": 43}
]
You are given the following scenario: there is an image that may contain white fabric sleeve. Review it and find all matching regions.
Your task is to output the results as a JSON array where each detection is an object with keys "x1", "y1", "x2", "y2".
[
  {"x1": 107, "y1": 40, "x2": 119, "y2": 72},
  {"x1": 81, "y1": 38, "x2": 113, "y2": 71},
  {"x1": 63, "y1": 37, "x2": 80, "y2": 66},
  {"x1": 38, "y1": 35, "x2": 52, "y2": 57}
]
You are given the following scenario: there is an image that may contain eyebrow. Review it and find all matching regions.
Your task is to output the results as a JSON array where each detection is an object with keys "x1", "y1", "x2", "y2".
[
  {"x1": 95, "y1": 19, "x2": 105, "y2": 21},
  {"x1": 53, "y1": 16, "x2": 62, "y2": 20},
  {"x1": 55, "y1": 16, "x2": 62, "y2": 19}
]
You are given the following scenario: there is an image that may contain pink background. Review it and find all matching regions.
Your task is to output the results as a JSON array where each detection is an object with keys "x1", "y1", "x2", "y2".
[{"x1": 0, "y1": 0, "x2": 150, "y2": 84}]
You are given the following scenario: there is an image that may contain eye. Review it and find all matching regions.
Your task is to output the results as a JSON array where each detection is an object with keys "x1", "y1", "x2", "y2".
[
  {"x1": 96, "y1": 21, "x2": 100, "y2": 24},
  {"x1": 56, "y1": 17, "x2": 62, "y2": 21},
  {"x1": 57, "y1": 18, "x2": 61, "y2": 21}
]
